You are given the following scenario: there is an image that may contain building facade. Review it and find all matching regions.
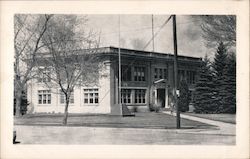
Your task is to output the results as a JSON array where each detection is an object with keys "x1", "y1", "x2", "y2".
[{"x1": 26, "y1": 47, "x2": 201, "y2": 114}]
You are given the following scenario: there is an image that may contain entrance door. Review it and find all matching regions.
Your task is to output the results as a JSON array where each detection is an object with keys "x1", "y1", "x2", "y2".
[{"x1": 157, "y1": 89, "x2": 165, "y2": 108}]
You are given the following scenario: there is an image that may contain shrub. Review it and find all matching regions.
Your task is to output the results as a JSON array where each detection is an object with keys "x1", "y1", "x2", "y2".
[
  {"x1": 132, "y1": 106, "x2": 138, "y2": 113},
  {"x1": 149, "y1": 103, "x2": 161, "y2": 113},
  {"x1": 179, "y1": 79, "x2": 191, "y2": 112}
]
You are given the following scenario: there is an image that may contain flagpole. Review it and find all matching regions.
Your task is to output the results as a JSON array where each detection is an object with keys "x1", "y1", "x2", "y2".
[{"x1": 152, "y1": 14, "x2": 155, "y2": 52}]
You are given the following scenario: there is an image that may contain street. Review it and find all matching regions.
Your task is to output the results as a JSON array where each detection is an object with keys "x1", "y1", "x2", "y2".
[{"x1": 14, "y1": 125, "x2": 235, "y2": 145}]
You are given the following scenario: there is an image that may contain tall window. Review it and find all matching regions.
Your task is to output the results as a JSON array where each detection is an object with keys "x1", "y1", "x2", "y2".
[
  {"x1": 38, "y1": 90, "x2": 51, "y2": 104},
  {"x1": 154, "y1": 68, "x2": 158, "y2": 79},
  {"x1": 190, "y1": 71, "x2": 196, "y2": 84},
  {"x1": 121, "y1": 89, "x2": 132, "y2": 104},
  {"x1": 134, "y1": 66, "x2": 146, "y2": 81},
  {"x1": 121, "y1": 65, "x2": 132, "y2": 81},
  {"x1": 60, "y1": 90, "x2": 74, "y2": 104},
  {"x1": 135, "y1": 89, "x2": 146, "y2": 104},
  {"x1": 154, "y1": 68, "x2": 168, "y2": 79},
  {"x1": 38, "y1": 69, "x2": 51, "y2": 83},
  {"x1": 178, "y1": 70, "x2": 185, "y2": 83},
  {"x1": 84, "y1": 89, "x2": 99, "y2": 105}
]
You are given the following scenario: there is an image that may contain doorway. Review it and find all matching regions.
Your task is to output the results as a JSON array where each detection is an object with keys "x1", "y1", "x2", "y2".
[{"x1": 157, "y1": 89, "x2": 165, "y2": 108}]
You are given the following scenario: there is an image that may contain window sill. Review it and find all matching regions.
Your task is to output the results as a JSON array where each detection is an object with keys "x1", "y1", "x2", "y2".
[
  {"x1": 82, "y1": 104, "x2": 99, "y2": 106},
  {"x1": 37, "y1": 104, "x2": 52, "y2": 106}
]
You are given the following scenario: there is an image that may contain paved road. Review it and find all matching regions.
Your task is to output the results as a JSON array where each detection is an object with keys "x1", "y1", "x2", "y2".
[{"x1": 14, "y1": 125, "x2": 235, "y2": 145}]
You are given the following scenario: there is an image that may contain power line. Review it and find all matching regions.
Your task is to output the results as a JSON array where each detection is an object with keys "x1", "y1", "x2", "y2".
[
  {"x1": 100, "y1": 16, "x2": 173, "y2": 105},
  {"x1": 142, "y1": 15, "x2": 172, "y2": 50}
]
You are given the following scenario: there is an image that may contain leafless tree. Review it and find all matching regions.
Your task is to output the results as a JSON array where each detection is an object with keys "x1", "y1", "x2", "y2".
[
  {"x1": 39, "y1": 15, "x2": 101, "y2": 125},
  {"x1": 195, "y1": 15, "x2": 236, "y2": 48},
  {"x1": 14, "y1": 14, "x2": 52, "y2": 116}
]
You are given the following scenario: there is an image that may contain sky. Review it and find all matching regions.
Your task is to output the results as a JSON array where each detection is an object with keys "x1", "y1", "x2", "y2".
[{"x1": 85, "y1": 15, "x2": 210, "y2": 59}]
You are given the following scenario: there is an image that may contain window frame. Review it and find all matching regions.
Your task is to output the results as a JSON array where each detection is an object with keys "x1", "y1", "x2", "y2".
[
  {"x1": 154, "y1": 67, "x2": 168, "y2": 80},
  {"x1": 37, "y1": 90, "x2": 51, "y2": 105},
  {"x1": 83, "y1": 88, "x2": 99, "y2": 106},
  {"x1": 134, "y1": 89, "x2": 146, "y2": 104},
  {"x1": 134, "y1": 66, "x2": 146, "y2": 81},
  {"x1": 121, "y1": 65, "x2": 132, "y2": 81},
  {"x1": 121, "y1": 89, "x2": 132, "y2": 104}
]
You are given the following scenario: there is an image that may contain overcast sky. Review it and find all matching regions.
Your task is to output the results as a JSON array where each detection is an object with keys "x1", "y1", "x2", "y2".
[{"x1": 85, "y1": 15, "x2": 210, "y2": 59}]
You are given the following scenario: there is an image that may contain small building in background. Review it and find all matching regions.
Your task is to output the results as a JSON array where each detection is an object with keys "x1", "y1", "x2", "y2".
[{"x1": 26, "y1": 47, "x2": 201, "y2": 114}]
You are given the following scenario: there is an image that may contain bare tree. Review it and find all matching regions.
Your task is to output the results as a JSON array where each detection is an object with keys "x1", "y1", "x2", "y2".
[
  {"x1": 14, "y1": 14, "x2": 52, "y2": 116},
  {"x1": 195, "y1": 15, "x2": 236, "y2": 48},
  {"x1": 39, "y1": 15, "x2": 101, "y2": 125}
]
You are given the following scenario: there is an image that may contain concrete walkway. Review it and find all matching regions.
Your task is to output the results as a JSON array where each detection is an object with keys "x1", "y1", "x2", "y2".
[{"x1": 163, "y1": 111, "x2": 236, "y2": 136}]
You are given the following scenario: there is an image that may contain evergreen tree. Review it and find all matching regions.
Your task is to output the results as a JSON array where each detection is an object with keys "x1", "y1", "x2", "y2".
[
  {"x1": 220, "y1": 53, "x2": 236, "y2": 113},
  {"x1": 212, "y1": 42, "x2": 228, "y2": 113},
  {"x1": 193, "y1": 55, "x2": 215, "y2": 113},
  {"x1": 179, "y1": 79, "x2": 190, "y2": 112}
]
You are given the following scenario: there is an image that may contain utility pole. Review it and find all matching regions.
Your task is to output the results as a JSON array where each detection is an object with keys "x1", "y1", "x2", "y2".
[{"x1": 172, "y1": 15, "x2": 180, "y2": 129}]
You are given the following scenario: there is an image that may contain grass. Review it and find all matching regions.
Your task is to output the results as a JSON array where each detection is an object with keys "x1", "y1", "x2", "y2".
[
  {"x1": 184, "y1": 113, "x2": 236, "y2": 124},
  {"x1": 14, "y1": 112, "x2": 215, "y2": 129}
]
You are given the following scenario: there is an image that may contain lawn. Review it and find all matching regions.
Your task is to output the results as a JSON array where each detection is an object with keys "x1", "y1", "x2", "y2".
[
  {"x1": 184, "y1": 113, "x2": 236, "y2": 124},
  {"x1": 14, "y1": 112, "x2": 215, "y2": 129}
]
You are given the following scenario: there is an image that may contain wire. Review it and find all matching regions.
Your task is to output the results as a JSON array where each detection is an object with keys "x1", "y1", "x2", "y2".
[{"x1": 142, "y1": 15, "x2": 172, "y2": 50}]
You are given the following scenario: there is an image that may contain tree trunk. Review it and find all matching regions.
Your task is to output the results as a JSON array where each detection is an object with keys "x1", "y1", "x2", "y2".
[
  {"x1": 15, "y1": 89, "x2": 22, "y2": 117},
  {"x1": 62, "y1": 99, "x2": 70, "y2": 125}
]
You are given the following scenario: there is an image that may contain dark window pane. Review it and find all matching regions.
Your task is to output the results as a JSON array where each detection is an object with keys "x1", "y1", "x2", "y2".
[{"x1": 95, "y1": 98, "x2": 98, "y2": 103}]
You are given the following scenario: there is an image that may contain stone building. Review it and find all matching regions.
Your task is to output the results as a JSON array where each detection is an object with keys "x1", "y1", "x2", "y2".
[{"x1": 27, "y1": 47, "x2": 201, "y2": 114}]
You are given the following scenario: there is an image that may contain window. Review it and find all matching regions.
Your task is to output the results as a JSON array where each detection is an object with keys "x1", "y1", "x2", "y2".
[
  {"x1": 60, "y1": 90, "x2": 74, "y2": 104},
  {"x1": 154, "y1": 68, "x2": 158, "y2": 79},
  {"x1": 135, "y1": 89, "x2": 146, "y2": 104},
  {"x1": 164, "y1": 69, "x2": 167, "y2": 79},
  {"x1": 178, "y1": 70, "x2": 185, "y2": 83},
  {"x1": 38, "y1": 69, "x2": 51, "y2": 83},
  {"x1": 38, "y1": 90, "x2": 51, "y2": 104},
  {"x1": 134, "y1": 66, "x2": 146, "y2": 81},
  {"x1": 121, "y1": 89, "x2": 132, "y2": 104},
  {"x1": 154, "y1": 68, "x2": 168, "y2": 79},
  {"x1": 121, "y1": 65, "x2": 132, "y2": 81},
  {"x1": 189, "y1": 71, "x2": 196, "y2": 84},
  {"x1": 159, "y1": 68, "x2": 163, "y2": 79},
  {"x1": 84, "y1": 89, "x2": 99, "y2": 104}
]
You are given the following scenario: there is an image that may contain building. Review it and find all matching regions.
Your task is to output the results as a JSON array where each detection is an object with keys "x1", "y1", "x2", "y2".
[{"x1": 26, "y1": 47, "x2": 201, "y2": 114}]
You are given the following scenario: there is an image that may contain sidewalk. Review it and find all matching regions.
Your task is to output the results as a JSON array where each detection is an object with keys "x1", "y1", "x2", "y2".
[{"x1": 163, "y1": 111, "x2": 236, "y2": 136}]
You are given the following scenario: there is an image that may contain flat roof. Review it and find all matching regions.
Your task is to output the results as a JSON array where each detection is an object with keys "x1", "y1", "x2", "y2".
[
  {"x1": 97, "y1": 46, "x2": 202, "y2": 63},
  {"x1": 36, "y1": 46, "x2": 202, "y2": 63}
]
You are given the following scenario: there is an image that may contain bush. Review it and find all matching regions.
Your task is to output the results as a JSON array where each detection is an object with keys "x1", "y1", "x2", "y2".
[
  {"x1": 132, "y1": 106, "x2": 138, "y2": 113},
  {"x1": 179, "y1": 79, "x2": 191, "y2": 112},
  {"x1": 149, "y1": 103, "x2": 161, "y2": 113}
]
